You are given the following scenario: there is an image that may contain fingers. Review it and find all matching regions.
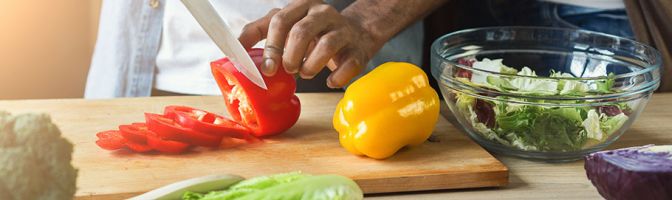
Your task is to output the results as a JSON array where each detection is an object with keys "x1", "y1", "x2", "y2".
[
  {"x1": 242, "y1": 0, "x2": 370, "y2": 89},
  {"x1": 238, "y1": 8, "x2": 279, "y2": 50},
  {"x1": 327, "y1": 49, "x2": 366, "y2": 88},
  {"x1": 300, "y1": 31, "x2": 346, "y2": 79},
  {"x1": 262, "y1": 1, "x2": 312, "y2": 76},
  {"x1": 283, "y1": 5, "x2": 340, "y2": 75}
]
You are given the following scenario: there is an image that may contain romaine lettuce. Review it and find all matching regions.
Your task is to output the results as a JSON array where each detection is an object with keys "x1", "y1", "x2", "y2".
[{"x1": 183, "y1": 172, "x2": 363, "y2": 200}]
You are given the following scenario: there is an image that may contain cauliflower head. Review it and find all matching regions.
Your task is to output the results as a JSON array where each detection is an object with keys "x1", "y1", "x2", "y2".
[{"x1": 0, "y1": 111, "x2": 77, "y2": 200}]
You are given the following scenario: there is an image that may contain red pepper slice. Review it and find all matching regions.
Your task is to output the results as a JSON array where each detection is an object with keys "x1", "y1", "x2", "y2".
[
  {"x1": 211, "y1": 48, "x2": 301, "y2": 137},
  {"x1": 119, "y1": 123, "x2": 150, "y2": 143},
  {"x1": 120, "y1": 122, "x2": 189, "y2": 153},
  {"x1": 125, "y1": 141, "x2": 153, "y2": 153},
  {"x1": 146, "y1": 131, "x2": 190, "y2": 154},
  {"x1": 95, "y1": 130, "x2": 126, "y2": 150},
  {"x1": 144, "y1": 113, "x2": 222, "y2": 147},
  {"x1": 164, "y1": 105, "x2": 198, "y2": 120},
  {"x1": 96, "y1": 130, "x2": 152, "y2": 153},
  {"x1": 164, "y1": 105, "x2": 251, "y2": 139}
]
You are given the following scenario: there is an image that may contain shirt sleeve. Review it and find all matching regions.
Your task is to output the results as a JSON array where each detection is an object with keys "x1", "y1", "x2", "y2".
[{"x1": 84, "y1": 0, "x2": 165, "y2": 99}]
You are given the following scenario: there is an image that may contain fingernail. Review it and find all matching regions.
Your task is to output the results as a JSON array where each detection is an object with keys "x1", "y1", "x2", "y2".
[
  {"x1": 299, "y1": 72, "x2": 314, "y2": 79},
  {"x1": 285, "y1": 65, "x2": 299, "y2": 74},
  {"x1": 326, "y1": 77, "x2": 338, "y2": 89},
  {"x1": 263, "y1": 58, "x2": 275, "y2": 76}
]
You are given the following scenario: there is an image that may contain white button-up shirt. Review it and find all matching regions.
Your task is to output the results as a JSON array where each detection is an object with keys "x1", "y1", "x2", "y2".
[{"x1": 84, "y1": 0, "x2": 423, "y2": 99}]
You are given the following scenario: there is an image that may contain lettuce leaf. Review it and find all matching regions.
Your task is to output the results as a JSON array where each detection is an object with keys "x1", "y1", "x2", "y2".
[
  {"x1": 583, "y1": 109, "x2": 604, "y2": 141},
  {"x1": 530, "y1": 110, "x2": 586, "y2": 151},
  {"x1": 470, "y1": 58, "x2": 518, "y2": 86},
  {"x1": 237, "y1": 175, "x2": 362, "y2": 200},
  {"x1": 469, "y1": 59, "x2": 616, "y2": 96},
  {"x1": 510, "y1": 67, "x2": 558, "y2": 95},
  {"x1": 601, "y1": 113, "x2": 628, "y2": 135},
  {"x1": 595, "y1": 73, "x2": 616, "y2": 93},
  {"x1": 583, "y1": 109, "x2": 629, "y2": 142},
  {"x1": 493, "y1": 105, "x2": 586, "y2": 151},
  {"x1": 486, "y1": 76, "x2": 517, "y2": 91},
  {"x1": 183, "y1": 172, "x2": 362, "y2": 200}
]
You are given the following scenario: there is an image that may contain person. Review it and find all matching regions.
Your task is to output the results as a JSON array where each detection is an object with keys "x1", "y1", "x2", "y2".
[
  {"x1": 486, "y1": 0, "x2": 633, "y2": 38},
  {"x1": 85, "y1": 0, "x2": 632, "y2": 98},
  {"x1": 84, "y1": 0, "x2": 442, "y2": 98}
]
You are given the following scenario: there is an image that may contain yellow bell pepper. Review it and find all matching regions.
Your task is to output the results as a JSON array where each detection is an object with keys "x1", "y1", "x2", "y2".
[{"x1": 333, "y1": 62, "x2": 440, "y2": 159}]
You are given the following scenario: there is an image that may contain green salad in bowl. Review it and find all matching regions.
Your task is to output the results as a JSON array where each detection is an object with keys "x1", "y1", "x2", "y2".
[
  {"x1": 431, "y1": 27, "x2": 661, "y2": 161},
  {"x1": 455, "y1": 58, "x2": 630, "y2": 152}
]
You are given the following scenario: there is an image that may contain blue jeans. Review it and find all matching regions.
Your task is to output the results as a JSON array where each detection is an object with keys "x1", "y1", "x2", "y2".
[{"x1": 486, "y1": 0, "x2": 634, "y2": 39}]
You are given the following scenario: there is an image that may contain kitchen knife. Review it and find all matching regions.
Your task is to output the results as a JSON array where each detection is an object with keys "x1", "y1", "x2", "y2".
[{"x1": 181, "y1": 0, "x2": 268, "y2": 90}]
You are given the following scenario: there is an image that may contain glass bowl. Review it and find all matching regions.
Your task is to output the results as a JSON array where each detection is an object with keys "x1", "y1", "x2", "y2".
[{"x1": 430, "y1": 27, "x2": 662, "y2": 161}]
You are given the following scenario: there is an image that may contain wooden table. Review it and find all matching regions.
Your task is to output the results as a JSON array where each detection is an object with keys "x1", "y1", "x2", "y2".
[
  {"x1": 370, "y1": 92, "x2": 672, "y2": 200},
  {"x1": 1, "y1": 92, "x2": 670, "y2": 199}
]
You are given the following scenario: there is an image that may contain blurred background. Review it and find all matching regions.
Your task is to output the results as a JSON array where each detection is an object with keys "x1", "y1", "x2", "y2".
[
  {"x1": 0, "y1": 0, "x2": 101, "y2": 99},
  {"x1": 0, "y1": 0, "x2": 668, "y2": 100}
]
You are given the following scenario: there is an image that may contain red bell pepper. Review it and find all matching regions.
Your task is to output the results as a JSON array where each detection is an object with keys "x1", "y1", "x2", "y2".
[
  {"x1": 95, "y1": 130, "x2": 126, "y2": 150},
  {"x1": 211, "y1": 48, "x2": 301, "y2": 137},
  {"x1": 144, "y1": 113, "x2": 222, "y2": 147},
  {"x1": 164, "y1": 105, "x2": 197, "y2": 119},
  {"x1": 124, "y1": 141, "x2": 153, "y2": 153},
  {"x1": 120, "y1": 122, "x2": 190, "y2": 153},
  {"x1": 164, "y1": 105, "x2": 251, "y2": 139},
  {"x1": 95, "y1": 130, "x2": 153, "y2": 153},
  {"x1": 119, "y1": 123, "x2": 150, "y2": 143},
  {"x1": 146, "y1": 131, "x2": 190, "y2": 154}
]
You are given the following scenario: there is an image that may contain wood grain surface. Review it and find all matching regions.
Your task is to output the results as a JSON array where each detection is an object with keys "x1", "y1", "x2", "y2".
[
  {"x1": 368, "y1": 93, "x2": 672, "y2": 199},
  {"x1": 0, "y1": 93, "x2": 508, "y2": 199}
]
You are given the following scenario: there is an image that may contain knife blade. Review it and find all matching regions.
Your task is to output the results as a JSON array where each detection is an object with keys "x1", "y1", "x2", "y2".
[{"x1": 181, "y1": 0, "x2": 268, "y2": 90}]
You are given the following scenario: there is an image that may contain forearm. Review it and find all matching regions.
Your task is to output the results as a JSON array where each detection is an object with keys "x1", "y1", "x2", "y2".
[{"x1": 341, "y1": 0, "x2": 448, "y2": 48}]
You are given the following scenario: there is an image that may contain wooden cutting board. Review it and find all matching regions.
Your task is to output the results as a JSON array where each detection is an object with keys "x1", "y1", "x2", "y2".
[{"x1": 0, "y1": 93, "x2": 507, "y2": 199}]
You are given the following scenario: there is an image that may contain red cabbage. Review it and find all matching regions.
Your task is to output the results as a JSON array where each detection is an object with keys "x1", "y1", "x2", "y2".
[
  {"x1": 474, "y1": 99, "x2": 495, "y2": 128},
  {"x1": 585, "y1": 145, "x2": 672, "y2": 200},
  {"x1": 597, "y1": 105, "x2": 623, "y2": 117}
]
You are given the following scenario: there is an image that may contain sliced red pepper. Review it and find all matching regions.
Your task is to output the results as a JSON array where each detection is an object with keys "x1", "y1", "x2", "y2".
[
  {"x1": 144, "y1": 113, "x2": 222, "y2": 147},
  {"x1": 120, "y1": 122, "x2": 188, "y2": 153},
  {"x1": 119, "y1": 123, "x2": 150, "y2": 143},
  {"x1": 95, "y1": 130, "x2": 126, "y2": 150},
  {"x1": 211, "y1": 48, "x2": 301, "y2": 137},
  {"x1": 165, "y1": 106, "x2": 251, "y2": 139},
  {"x1": 96, "y1": 130, "x2": 152, "y2": 153},
  {"x1": 125, "y1": 141, "x2": 153, "y2": 153},
  {"x1": 146, "y1": 131, "x2": 190, "y2": 154},
  {"x1": 164, "y1": 105, "x2": 200, "y2": 119}
]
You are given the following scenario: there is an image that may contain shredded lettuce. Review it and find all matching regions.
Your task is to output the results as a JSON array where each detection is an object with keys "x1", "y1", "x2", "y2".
[
  {"x1": 466, "y1": 104, "x2": 509, "y2": 145},
  {"x1": 471, "y1": 58, "x2": 518, "y2": 85},
  {"x1": 550, "y1": 71, "x2": 591, "y2": 95},
  {"x1": 601, "y1": 113, "x2": 628, "y2": 136},
  {"x1": 582, "y1": 110, "x2": 630, "y2": 142},
  {"x1": 469, "y1": 60, "x2": 615, "y2": 96},
  {"x1": 583, "y1": 110, "x2": 605, "y2": 141},
  {"x1": 595, "y1": 73, "x2": 616, "y2": 93},
  {"x1": 453, "y1": 58, "x2": 628, "y2": 152},
  {"x1": 509, "y1": 67, "x2": 558, "y2": 95}
]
